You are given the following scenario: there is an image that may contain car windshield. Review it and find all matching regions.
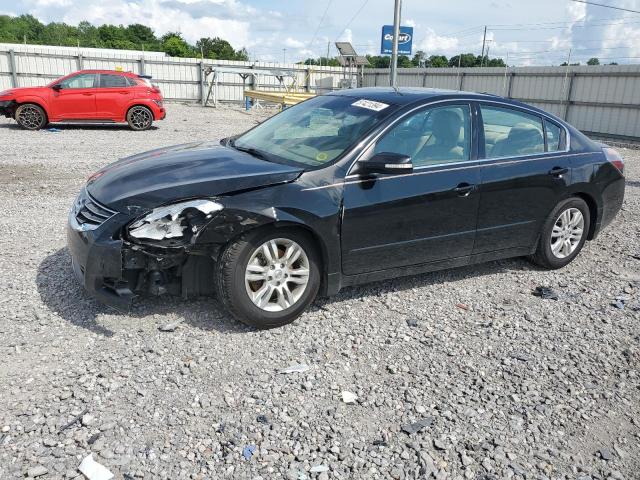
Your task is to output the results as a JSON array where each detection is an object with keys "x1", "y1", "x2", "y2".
[{"x1": 233, "y1": 95, "x2": 396, "y2": 167}]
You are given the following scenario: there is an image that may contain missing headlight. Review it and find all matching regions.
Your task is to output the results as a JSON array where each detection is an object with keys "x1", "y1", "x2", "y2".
[{"x1": 128, "y1": 199, "x2": 223, "y2": 242}]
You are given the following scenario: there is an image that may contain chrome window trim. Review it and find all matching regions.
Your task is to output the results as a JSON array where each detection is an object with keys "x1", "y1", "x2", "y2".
[
  {"x1": 345, "y1": 97, "x2": 572, "y2": 177},
  {"x1": 305, "y1": 151, "x2": 599, "y2": 191}
]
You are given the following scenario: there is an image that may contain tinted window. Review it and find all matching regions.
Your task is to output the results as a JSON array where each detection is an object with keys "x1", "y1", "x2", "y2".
[
  {"x1": 374, "y1": 104, "x2": 471, "y2": 167},
  {"x1": 60, "y1": 74, "x2": 96, "y2": 89},
  {"x1": 545, "y1": 121, "x2": 562, "y2": 152},
  {"x1": 100, "y1": 74, "x2": 128, "y2": 88},
  {"x1": 481, "y1": 105, "x2": 544, "y2": 158},
  {"x1": 234, "y1": 96, "x2": 396, "y2": 167}
]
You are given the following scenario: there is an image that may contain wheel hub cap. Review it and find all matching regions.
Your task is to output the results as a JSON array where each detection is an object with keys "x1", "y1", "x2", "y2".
[
  {"x1": 550, "y1": 207, "x2": 584, "y2": 259},
  {"x1": 245, "y1": 238, "x2": 310, "y2": 312}
]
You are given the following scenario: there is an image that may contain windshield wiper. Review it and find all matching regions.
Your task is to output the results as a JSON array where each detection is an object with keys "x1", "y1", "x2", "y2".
[{"x1": 230, "y1": 142, "x2": 269, "y2": 161}]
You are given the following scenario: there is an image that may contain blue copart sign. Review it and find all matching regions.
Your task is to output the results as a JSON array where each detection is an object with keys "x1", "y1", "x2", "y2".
[{"x1": 380, "y1": 25, "x2": 413, "y2": 55}]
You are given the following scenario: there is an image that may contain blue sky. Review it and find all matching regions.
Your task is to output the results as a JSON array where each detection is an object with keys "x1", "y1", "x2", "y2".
[{"x1": 2, "y1": 0, "x2": 640, "y2": 65}]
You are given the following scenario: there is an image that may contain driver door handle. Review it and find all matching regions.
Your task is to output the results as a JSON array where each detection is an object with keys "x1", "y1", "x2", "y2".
[
  {"x1": 549, "y1": 166, "x2": 569, "y2": 177},
  {"x1": 454, "y1": 183, "x2": 475, "y2": 197}
]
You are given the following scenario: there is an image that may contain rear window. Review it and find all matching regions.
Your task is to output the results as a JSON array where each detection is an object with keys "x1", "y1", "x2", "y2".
[
  {"x1": 481, "y1": 105, "x2": 545, "y2": 159},
  {"x1": 545, "y1": 120, "x2": 563, "y2": 152},
  {"x1": 100, "y1": 74, "x2": 128, "y2": 88}
]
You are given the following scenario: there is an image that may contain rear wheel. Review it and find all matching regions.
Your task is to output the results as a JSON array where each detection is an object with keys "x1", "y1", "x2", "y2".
[
  {"x1": 530, "y1": 197, "x2": 590, "y2": 269},
  {"x1": 215, "y1": 228, "x2": 321, "y2": 329},
  {"x1": 126, "y1": 105, "x2": 153, "y2": 131},
  {"x1": 15, "y1": 103, "x2": 47, "y2": 130}
]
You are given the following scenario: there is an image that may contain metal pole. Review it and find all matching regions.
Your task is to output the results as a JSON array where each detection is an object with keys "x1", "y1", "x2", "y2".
[
  {"x1": 480, "y1": 26, "x2": 487, "y2": 61},
  {"x1": 8, "y1": 49, "x2": 17, "y2": 88},
  {"x1": 390, "y1": 0, "x2": 402, "y2": 87}
]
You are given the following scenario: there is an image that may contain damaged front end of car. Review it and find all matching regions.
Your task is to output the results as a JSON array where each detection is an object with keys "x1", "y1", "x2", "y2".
[{"x1": 67, "y1": 188, "x2": 277, "y2": 311}]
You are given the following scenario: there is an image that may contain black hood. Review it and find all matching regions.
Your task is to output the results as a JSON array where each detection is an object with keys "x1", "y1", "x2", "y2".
[{"x1": 87, "y1": 141, "x2": 303, "y2": 212}]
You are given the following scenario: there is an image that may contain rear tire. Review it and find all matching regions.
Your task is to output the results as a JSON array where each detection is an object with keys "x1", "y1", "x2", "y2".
[
  {"x1": 215, "y1": 228, "x2": 321, "y2": 329},
  {"x1": 126, "y1": 105, "x2": 153, "y2": 131},
  {"x1": 530, "y1": 197, "x2": 590, "y2": 269},
  {"x1": 15, "y1": 103, "x2": 47, "y2": 130}
]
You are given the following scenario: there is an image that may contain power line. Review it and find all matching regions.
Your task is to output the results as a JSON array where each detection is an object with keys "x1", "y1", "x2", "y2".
[
  {"x1": 334, "y1": 0, "x2": 370, "y2": 41},
  {"x1": 569, "y1": 0, "x2": 640, "y2": 14},
  {"x1": 308, "y1": 0, "x2": 333, "y2": 49}
]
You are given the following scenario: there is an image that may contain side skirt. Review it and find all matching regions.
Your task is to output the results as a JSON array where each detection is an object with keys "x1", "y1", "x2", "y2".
[{"x1": 331, "y1": 246, "x2": 536, "y2": 294}]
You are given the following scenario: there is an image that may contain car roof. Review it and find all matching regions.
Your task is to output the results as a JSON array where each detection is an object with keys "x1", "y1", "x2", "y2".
[
  {"x1": 331, "y1": 87, "x2": 518, "y2": 107},
  {"x1": 76, "y1": 69, "x2": 137, "y2": 77},
  {"x1": 330, "y1": 87, "x2": 564, "y2": 124}
]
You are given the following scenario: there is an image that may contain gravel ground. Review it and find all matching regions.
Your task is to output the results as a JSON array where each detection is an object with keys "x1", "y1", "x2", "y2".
[{"x1": 0, "y1": 103, "x2": 638, "y2": 480}]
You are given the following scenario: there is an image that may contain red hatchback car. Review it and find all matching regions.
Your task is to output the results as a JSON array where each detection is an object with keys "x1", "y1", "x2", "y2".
[{"x1": 0, "y1": 70, "x2": 166, "y2": 131}]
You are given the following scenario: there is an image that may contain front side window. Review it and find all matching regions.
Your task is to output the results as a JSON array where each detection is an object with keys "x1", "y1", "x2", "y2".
[
  {"x1": 374, "y1": 104, "x2": 471, "y2": 167},
  {"x1": 234, "y1": 95, "x2": 397, "y2": 167},
  {"x1": 481, "y1": 105, "x2": 544, "y2": 158},
  {"x1": 100, "y1": 74, "x2": 128, "y2": 88},
  {"x1": 59, "y1": 74, "x2": 97, "y2": 89}
]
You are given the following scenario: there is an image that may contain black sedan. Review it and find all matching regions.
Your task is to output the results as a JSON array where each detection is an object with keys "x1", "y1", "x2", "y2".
[{"x1": 67, "y1": 88, "x2": 625, "y2": 328}]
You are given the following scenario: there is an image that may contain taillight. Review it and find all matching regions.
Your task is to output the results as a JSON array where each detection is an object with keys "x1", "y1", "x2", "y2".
[{"x1": 603, "y1": 147, "x2": 624, "y2": 174}]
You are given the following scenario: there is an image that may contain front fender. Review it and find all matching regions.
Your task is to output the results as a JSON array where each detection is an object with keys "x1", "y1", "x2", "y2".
[
  {"x1": 13, "y1": 95, "x2": 50, "y2": 117},
  {"x1": 193, "y1": 181, "x2": 343, "y2": 295}
]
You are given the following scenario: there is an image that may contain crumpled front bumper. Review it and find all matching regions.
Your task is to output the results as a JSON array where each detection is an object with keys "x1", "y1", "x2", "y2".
[
  {"x1": 0, "y1": 100, "x2": 14, "y2": 118},
  {"x1": 66, "y1": 209, "x2": 134, "y2": 310}
]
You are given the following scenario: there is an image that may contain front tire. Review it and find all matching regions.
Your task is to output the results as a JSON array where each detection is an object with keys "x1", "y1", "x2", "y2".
[
  {"x1": 126, "y1": 105, "x2": 153, "y2": 131},
  {"x1": 15, "y1": 103, "x2": 47, "y2": 130},
  {"x1": 530, "y1": 197, "x2": 590, "y2": 269},
  {"x1": 215, "y1": 228, "x2": 321, "y2": 329}
]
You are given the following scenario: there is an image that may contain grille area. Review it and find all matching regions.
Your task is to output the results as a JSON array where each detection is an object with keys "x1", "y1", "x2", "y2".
[{"x1": 74, "y1": 190, "x2": 116, "y2": 230}]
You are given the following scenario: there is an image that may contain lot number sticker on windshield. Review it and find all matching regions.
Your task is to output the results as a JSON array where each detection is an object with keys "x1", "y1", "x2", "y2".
[{"x1": 352, "y1": 99, "x2": 389, "y2": 111}]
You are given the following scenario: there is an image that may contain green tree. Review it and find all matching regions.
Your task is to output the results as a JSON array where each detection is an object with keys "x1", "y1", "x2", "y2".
[
  {"x1": 587, "y1": 57, "x2": 600, "y2": 66},
  {"x1": 161, "y1": 32, "x2": 192, "y2": 57},
  {"x1": 427, "y1": 55, "x2": 448, "y2": 68}
]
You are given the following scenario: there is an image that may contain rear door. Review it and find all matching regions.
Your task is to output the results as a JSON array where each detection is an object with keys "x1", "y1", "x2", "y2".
[
  {"x1": 341, "y1": 102, "x2": 481, "y2": 275},
  {"x1": 95, "y1": 74, "x2": 134, "y2": 119},
  {"x1": 49, "y1": 73, "x2": 97, "y2": 119},
  {"x1": 474, "y1": 103, "x2": 571, "y2": 255}
]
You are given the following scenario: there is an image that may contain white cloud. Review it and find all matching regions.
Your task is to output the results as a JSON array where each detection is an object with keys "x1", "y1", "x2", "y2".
[
  {"x1": 284, "y1": 37, "x2": 305, "y2": 49},
  {"x1": 338, "y1": 28, "x2": 353, "y2": 43}
]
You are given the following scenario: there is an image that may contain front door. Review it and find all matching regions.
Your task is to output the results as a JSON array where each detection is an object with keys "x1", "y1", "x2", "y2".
[
  {"x1": 474, "y1": 103, "x2": 572, "y2": 254},
  {"x1": 341, "y1": 103, "x2": 481, "y2": 275},
  {"x1": 50, "y1": 73, "x2": 97, "y2": 119}
]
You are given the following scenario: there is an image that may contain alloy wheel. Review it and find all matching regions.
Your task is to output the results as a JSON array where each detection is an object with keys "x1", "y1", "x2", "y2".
[
  {"x1": 18, "y1": 105, "x2": 44, "y2": 130},
  {"x1": 129, "y1": 107, "x2": 152, "y2": 130},
  {"x1": 550, "y1": 207, "x2": 584, "y2": 259},
  {"x1": 244, "y1": 238, "x2": 310, "y2": 312}
]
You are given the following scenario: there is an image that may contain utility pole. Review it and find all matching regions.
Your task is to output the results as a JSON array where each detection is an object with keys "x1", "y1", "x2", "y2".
[
  {"x1": 480, "y1": 25, "x2": 487, "y2": 62},
  {"x1": 327, "y1": 41, "x2": 330, "y2": 66},
  {"x1": 390, "y1": 0, "x2": 402, "y2": 87}
]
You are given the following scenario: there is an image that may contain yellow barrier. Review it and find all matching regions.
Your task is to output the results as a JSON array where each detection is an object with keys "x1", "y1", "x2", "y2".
[{"x1": 244, "y1": 89, "x2": 315, "y2": 110}]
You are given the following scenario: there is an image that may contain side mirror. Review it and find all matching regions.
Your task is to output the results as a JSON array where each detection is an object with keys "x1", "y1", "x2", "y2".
[
  {"x1": 52, "y1": 84, "x2": 62, "y2": 91},
  {"x1": 359, "y1": 152, "x2": 413, "y2": 175}
]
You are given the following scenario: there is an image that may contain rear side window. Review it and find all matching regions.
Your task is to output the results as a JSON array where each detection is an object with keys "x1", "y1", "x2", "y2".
[
  {"x1": 375, "y1": 104, "x2": 471, "y2": 167},
  {"x1": 100, "y1": 74, "x2": 128, "y2": 88},
  {"x1": 481, "y1": 105, "x2": 544, "y2": 159},
  {"x1": 545, "y1": 121, "x2": 563, "y2": 152}
]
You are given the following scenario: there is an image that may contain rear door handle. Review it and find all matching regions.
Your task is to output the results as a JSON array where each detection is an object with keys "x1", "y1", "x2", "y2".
[
  {"x1": 549, "y1": 167, "x2": 569, "y2": 177},
  {"x1": 82, "y1": 93, "x2": 93, "y2": 96},
  {"x1": 454, "y1": 183, "x2": 475, "y2": 197}
]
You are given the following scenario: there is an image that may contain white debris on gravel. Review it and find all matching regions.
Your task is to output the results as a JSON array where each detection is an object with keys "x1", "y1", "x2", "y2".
[{"x1": 0, "y1": 104, "x2": 638, "y2": 479}]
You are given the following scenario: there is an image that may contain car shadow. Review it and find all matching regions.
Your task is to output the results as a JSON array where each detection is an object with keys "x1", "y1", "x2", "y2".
[
  {"x1": 0, "y1": 122, "x2": 159, "y2": 131},
  {"x1": 37, "y1": 247, "x2": 531, "y2": 337},
  {"x1": 36, "y1": 248, "x2": 250, "y2": 337}
]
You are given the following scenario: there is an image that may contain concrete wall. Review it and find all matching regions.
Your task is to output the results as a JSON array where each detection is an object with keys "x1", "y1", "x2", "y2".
[
  {"x1": 363, "y1": 66, "x2": 640, "y2": 139},
  {"x1": 2, "y1": 44, "x2": 640, "y2": 139},
  {"x1": 0, "y1": 44, "x2": 348, "y2": 104}
]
